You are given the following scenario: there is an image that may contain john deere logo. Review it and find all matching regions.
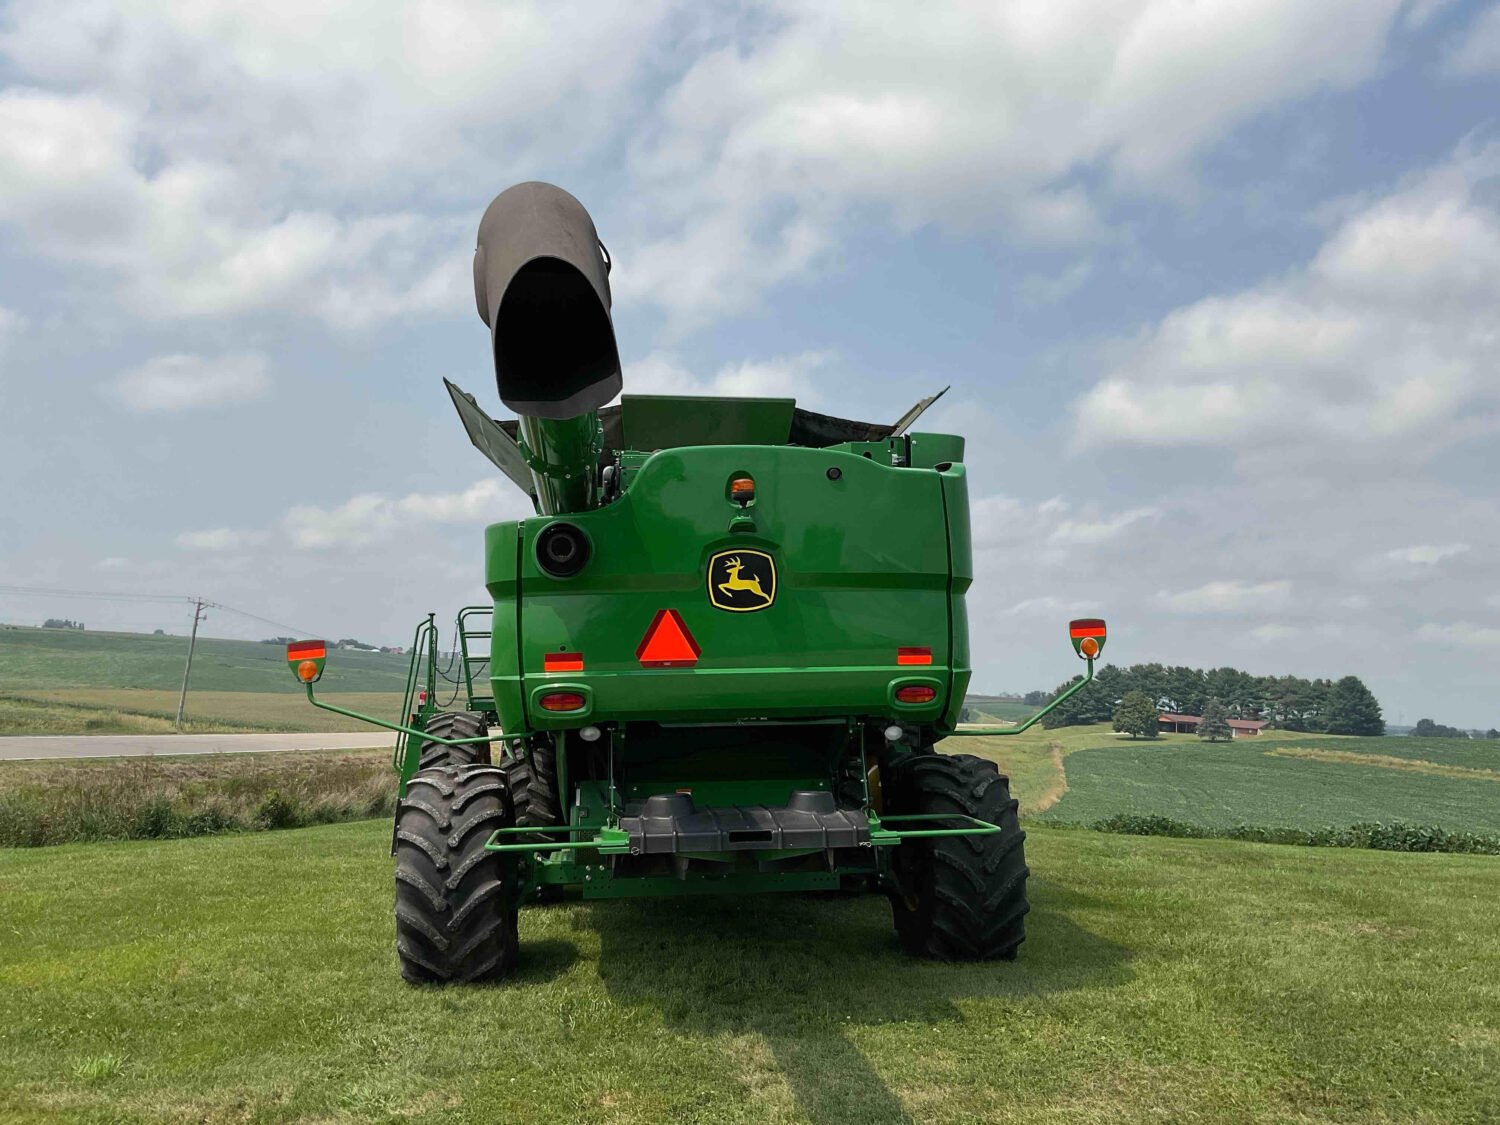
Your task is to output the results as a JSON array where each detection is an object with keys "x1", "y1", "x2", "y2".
[{"x1": 708, "y1": 550, "x2": 776, "y2": 612}]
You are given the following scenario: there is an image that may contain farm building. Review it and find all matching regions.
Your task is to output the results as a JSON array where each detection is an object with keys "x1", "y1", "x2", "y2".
[{"x1": 1159, "y1": 713, "x2": 1268, "y2": 738}]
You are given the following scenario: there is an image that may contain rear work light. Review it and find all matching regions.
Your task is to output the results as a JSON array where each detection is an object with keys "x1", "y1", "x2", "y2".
[
  {"x1": 539, "y1": 692, "x2": 586, "y2": 712},
  {"x1": 895, "y1": 685, "x2": 936, "y2": 704}
]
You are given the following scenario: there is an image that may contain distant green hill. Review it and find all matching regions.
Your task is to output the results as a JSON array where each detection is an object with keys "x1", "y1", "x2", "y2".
[{"x1": 0, "y1": 625, "x2": 412, "y2": 694}]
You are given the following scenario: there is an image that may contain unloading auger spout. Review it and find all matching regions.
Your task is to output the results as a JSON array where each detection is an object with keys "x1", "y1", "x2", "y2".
[{"x1": 469, "y1": 180, "x2": 621, "y2": 515}]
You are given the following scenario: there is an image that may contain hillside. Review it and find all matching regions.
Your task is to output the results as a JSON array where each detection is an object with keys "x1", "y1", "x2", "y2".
[{"x1": 0, "y1": 625, "x2": 411, "y2": 692}]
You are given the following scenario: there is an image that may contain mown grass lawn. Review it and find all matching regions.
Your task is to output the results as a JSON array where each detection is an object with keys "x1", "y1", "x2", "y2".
[{"x1": 2, "y1": 820, "x2": 1496, "y2": 1123}]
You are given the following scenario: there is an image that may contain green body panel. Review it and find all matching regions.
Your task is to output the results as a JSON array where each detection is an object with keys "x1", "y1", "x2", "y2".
[{"x1": 486, "y1": 443, "x2": 967, "y2": 732}]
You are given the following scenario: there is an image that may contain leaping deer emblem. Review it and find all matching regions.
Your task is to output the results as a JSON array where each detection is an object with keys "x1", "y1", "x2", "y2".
[{"x1": 717, "y1": 556, "x2": 769, "y2": 604}]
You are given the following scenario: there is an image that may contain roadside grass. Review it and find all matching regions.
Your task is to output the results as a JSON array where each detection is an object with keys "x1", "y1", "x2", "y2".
[
  {"x1": 0, "y1": 820, "x2": 1495, "y2": 1123},
  {"x1": 0, "y1": 750, "x2": 394, "y2": 846},
  {"x1": 1, "y1": 688, "x2": 409, "y2": 735}
]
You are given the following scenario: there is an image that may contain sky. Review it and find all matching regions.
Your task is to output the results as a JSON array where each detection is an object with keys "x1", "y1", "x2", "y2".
[{"x1": 0, "y1": 1, "x2": 1497, "y2": 727}]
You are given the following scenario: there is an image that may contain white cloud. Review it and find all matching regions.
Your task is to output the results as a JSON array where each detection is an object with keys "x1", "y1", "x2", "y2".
[
  {"x1": 0, "y1": 2, "x2": 676, "y2": 326},
  {"x1": 1006, "y1": 596, "x2": 1101, "y2": 617},
  {"x1": 1249, "y1": 623, "x2": 1300, "y2": 642},
  {"x1": 109, "y1": 352, "x2": 270, "y2": 412},
  {"x1": 1157, "y1": 579, "x2": 1291, "y2": 614},
  {"x1": 1047, "y1": 506, "x2": 1158, "y2": 547},
  {"x1": 622, "y1": 351, "x2": 833, "y2": 406},
  {"x1": 1445, "y1": 3, "x2": 1500, "y2": 74},
  {"x1": 0, "y1": 306, "x2": 25, "y2": 350},
  {"x1": 175, "y1": 528, "x2": 270, "y2": 552},
  {"x1": 1417, "y1": 621, "x2": 1500, "y2": 648},
  {"x1": 1073, "y1": 143, "x2": 1500, "y2": 459},
  {"x1": 284, "y1": 478, "x2": 529, "y2": 550},
  {"x1": 620, "y1": 0, "x2": 1404, "y2": 321},
  {"x1": 1382, "y1": 543, "x2": 1470, "y2": 566}
]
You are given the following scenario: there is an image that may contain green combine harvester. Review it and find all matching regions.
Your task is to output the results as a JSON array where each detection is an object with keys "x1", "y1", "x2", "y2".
[{"x1": 287, "y1": 182, "x2": 1107, "y2": 983}]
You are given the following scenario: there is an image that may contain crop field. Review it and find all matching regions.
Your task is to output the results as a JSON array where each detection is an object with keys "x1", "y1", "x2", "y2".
[
  {"x1": 1026, "y1": 730, "x2": 1500, "y2": 835},
  {"x1": 0, "y1": 626, "x2": 420, "y2": 734},
  {"x1": 1, "y1": 820, "x2": 1495, "y2": 1123}
]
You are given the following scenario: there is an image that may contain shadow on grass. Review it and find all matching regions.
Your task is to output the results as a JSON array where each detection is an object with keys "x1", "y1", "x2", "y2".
[{"x1": 583, "y1": 875, "x2": 1130, "y2": 1123}]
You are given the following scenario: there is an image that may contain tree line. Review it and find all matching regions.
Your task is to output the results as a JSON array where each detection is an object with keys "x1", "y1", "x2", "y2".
[{"x1": 1040, "y1": 663, "x2": 1386, "y2": 736}]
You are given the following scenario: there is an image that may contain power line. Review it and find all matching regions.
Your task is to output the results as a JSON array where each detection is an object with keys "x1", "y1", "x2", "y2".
[
  {"x1": 202, "y1": 599, "x2": 317, "y2": 640},
  {"x1": 0, "y1": 584, "x2": 192, "y2": 604},
  {"x1": 0, "y1": 584, "x2": 319, "y2": 638}
]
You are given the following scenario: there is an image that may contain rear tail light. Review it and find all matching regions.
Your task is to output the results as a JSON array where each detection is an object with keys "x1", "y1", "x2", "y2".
[
  {"x1": 539, "y1": 692, "x2": 586, "y2": 712},
  {"x1": 895, "y1": 685, "x2": 936, "y2": 704}
]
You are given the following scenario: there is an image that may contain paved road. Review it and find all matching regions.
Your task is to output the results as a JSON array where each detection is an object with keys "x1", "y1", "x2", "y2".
[{"x1": 0, "y1": 731, "x2": 401, "y2": 761}]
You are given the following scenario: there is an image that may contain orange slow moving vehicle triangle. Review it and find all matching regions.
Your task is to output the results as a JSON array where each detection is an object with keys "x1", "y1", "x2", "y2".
[{"x1": 636, "y1": 609, "x2": 701, "y2": 668}]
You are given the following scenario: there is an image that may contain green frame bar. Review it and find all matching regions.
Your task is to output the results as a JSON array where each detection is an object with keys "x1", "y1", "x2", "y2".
[
  {"x1": 484, "y1": 825, "x2": 630, "y2": 854},
  {"x1": 867, "y1": 812, "x2": 1003, "y2": 844}
]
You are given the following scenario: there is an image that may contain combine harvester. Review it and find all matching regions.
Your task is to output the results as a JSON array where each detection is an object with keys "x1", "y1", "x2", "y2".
[{"x1": 286, "y1": 183, "x2": 1107, "y2": 983}]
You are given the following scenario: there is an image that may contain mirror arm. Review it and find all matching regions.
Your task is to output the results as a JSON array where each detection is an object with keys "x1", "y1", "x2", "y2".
[
  {"x1": 959, "y1": 658, "x2": 1097, "y2": 738},
  {"x1": 302, "y1": 683, "x2": 497, "y2": 746}
]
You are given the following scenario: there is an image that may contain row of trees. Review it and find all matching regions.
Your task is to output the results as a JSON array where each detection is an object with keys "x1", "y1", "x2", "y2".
[
  {"x1": 1412, "y1": 718, "x2": 1500, "y2": 740},
  {"x1": 1042, "y1": 663, "x2": 1386, "y2": 736},
  {"x1": 42, "y1": 618, "x2": 85, "y2": 630}
]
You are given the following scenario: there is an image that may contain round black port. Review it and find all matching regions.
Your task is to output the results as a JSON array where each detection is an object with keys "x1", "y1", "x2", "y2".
[
  {"x1": 536, "y1": 523, "x2": 591, "y2": 577},
  {"x1": 826, "y1": 466, "x2": 842, "y2": 480}
]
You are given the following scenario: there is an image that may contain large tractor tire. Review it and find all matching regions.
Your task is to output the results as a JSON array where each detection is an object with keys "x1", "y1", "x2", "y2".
[
  {"x1": 417, "y1": 710, "x2": 491, "y2": 770},
  {"x1": 393, "y1": 764, "x2": 518, "y2": 984},
  {"x1": 501, "y1": 743, "x2": 562, "y2": 830},
  {"x1": 886, "y1": 752, "x2": 1029, "y2": 961}
]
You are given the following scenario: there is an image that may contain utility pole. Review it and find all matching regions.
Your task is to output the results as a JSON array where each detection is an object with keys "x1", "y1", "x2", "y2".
[{"x1": 175, "y1": 598, "x2": 207, "y2": 731}]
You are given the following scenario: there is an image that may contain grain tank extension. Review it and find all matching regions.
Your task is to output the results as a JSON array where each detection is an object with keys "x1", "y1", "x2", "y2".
[{"x1": 288, "y1": 181, "x2": 1107, "y2": 983}]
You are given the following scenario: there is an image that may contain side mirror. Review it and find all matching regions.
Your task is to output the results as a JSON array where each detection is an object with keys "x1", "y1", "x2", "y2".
[
  {"x1": 1069, "y1": 619, "x2": 1107, "y2": 661},
  {"x1": 287, "y1": 640, "x2": 327, "y2": 684}
]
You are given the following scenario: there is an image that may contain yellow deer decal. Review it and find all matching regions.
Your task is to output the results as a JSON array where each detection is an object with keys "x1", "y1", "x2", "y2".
[{"x1": 717, "y1": 556, "x2": 769, "y2": 604}]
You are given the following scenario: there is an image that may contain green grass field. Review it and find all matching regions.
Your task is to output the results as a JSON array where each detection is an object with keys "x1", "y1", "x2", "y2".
[
  {"x1": 1, "y1": 820, "x2": 1495, "y2": 1123},
  {"x1": 0, "y1": 625, "x2": 423, "y2": 734}
]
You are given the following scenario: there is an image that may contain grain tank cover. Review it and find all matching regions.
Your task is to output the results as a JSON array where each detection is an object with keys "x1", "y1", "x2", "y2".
[{"x1": 473, "y1": 181, "x2": 621, "y2": 420}]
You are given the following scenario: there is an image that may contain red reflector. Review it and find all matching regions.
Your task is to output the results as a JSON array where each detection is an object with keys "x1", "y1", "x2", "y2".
[
  {"x1": 636, "y1": 609, "x2": 701, "y2": 668},
  {"x1": 544, "y1": 652, "x2": 584, "y2": 672},
  {"x1": 1069, "y1": 618, "x2": 1107, "y2": 638},
  {"x1": 539, "y1": 692, "x2": 586, "y2": 712},
  {"x1": 897, "y1": 646, "x2": 932, "y2": 665},
  {"x1": 895, "y1": 685, "x2": 936, "y2": 704}
]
